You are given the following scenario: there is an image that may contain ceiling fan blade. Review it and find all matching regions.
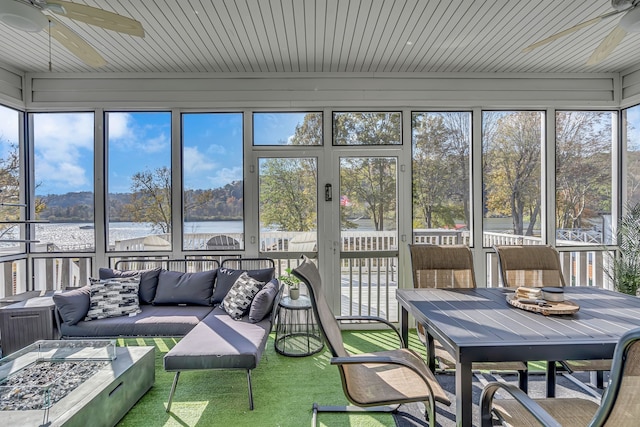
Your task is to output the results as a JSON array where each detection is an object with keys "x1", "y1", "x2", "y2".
[
  {"x1": 586, "y1": 25, "x2": 627, "y2": 65},
  {"x1": 44, "y1": 0, "x2": 144, "y2": 37},
  {"x1": 523, "y1": 9, "x2": 622, "y2": 53},
  {"x1": 46, "y1": 16, "x2": 106, "y2": 67}
]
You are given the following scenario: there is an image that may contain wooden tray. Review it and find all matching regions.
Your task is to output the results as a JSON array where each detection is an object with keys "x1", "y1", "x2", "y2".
[{"x1": 506, "y1": 294, "x2": 579, "y2": 316}]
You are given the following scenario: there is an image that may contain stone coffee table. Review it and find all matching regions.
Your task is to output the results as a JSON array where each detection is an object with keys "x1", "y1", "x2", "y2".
[{"x1": 0, "y1": 340, "x2": 154, "y2": 427}]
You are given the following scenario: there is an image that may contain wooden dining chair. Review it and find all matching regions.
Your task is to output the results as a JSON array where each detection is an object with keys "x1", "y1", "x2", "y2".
[
  {"x1": 292, "y1": 256, "x2": 451, "y2": 427},
  {"x1": 493, "y1": 244, "x2": 611, "y2": 389},
  {"x1": 408, "y1": 244, "x2": 528, "y2": 391},
  {"x1": 480, "y1": 326, "x2": 640, "y2": 427}
]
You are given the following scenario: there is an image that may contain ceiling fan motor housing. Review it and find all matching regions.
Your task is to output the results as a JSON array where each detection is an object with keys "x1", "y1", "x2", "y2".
[
  {"x1": 620, "y1": 6, "x2": 640, "y2": 32},
  {"x1": 0, "y1": 1, "x2": 48, "y2": 32}
]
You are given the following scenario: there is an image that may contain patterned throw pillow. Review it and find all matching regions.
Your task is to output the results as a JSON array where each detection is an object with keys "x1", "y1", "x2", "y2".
[
  {"x1": 85, "y1": 276, "x2": 142, "y2": 321},
  {"x1": 221, "y1": 272, "x2": 263, "y2": 320}
]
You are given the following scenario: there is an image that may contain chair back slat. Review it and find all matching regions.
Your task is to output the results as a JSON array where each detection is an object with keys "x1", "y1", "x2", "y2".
[
  {"x1": 292, "y1": 257, "x2": 347, "y2": 357},
  {"x1": 409, "y1": 244, "x2": 476, "y2": 289},
  {"x1": 591, "y1": 331, "x2": 640, "y2": 426},
  {"x1": 494, "y1": 245, "x2": 565, "y2": 288}
]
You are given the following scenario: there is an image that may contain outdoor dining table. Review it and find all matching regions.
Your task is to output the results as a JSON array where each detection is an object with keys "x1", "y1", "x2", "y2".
[{"x1": 396, "y1": 286, "x2": 640, "y2": 427}]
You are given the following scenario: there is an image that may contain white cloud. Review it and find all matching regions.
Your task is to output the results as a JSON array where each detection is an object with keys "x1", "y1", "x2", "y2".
[
  {"x1": 33, "y1": 113, "x2": 93, "y2": 191},
  {"x1": 107, "y1": 113, "x2": 134, "y2": 140},
  {"x1": 207, "y1": 166, "x2": 243, "y2": 188},
  {"x1": 0, "y1": 106, "x2": 19, "y2": 144},
  {"x1": 108, "y1": 112, "x2": 169, "y2": 153},
  {"x1": 184, "y1": 146, "x2": 216, "y2": 174}
]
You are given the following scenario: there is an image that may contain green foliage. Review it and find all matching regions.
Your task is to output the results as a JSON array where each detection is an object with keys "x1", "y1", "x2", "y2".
[
  {"x1": 483, "y1": 111, "x2": 541, "y2": 236},
  {"x1": 412, "y1": 112, "x2": 470, "y2": 229},
  {"x1": 609, "y1": 203, "x2": 640, "y2": 295},
  {"x1": 259, "y1": 158, "x2": 317, "y2": 232},
  {"x1": 278, "y1": 268, "x2": 300, "y2": 290}
]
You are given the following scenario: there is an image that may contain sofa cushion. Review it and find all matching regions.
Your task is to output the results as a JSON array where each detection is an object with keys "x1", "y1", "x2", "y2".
[
  {"x1": 163, "y1": 307, "x2": 272, "y2": 372},
  {"x1": 60, "y1": 305, "x2": 214, "y2": 338},
  {"x1": 153, "y1": 269, "x2": 217, "y2": 306},
  {"x1": 99, "y1": 267, "x2": 161, "y2": 304},
  {"x1": 85, "y1": 276, "x2": 142, "y2": 321},
  {"x1": 221, "y1": 272, "x2": 263, "y2": 320},
  {"x1": 53, "y1": 285, "x2": 91, "y2": 325},
  {"x1": 248, "y1": 279, "x2": 280, "y2": 323},
  {"x1": 212, "y1": 267, "x2": 275, "y2": 305}
]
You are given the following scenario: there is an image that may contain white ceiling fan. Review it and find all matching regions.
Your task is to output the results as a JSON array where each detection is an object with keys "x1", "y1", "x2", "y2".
[
  {"x1": 0, "y1": 0, "x2": 144, "y2": 68},
  {"x1": 524, "y1": 0, "x2": 640, "y2": 65}
]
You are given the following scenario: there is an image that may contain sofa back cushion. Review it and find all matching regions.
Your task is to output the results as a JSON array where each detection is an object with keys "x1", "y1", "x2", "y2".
[
  {"x1": 212, "y1": 267, "x2": 275, "y2": 305},
  {"x1": 153, "y1": 269, "x2": 217, "y2": 306},
  {"x1": 53, "y1": 285, "x2": 91, "y2": 325},
  {"x1": 99, "y1": 267, "x2": 161, "y2": 304}
]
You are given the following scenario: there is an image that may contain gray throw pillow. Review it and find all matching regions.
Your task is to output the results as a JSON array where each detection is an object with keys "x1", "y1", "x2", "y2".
[
  {"x1": 99, "y1": 267, "x2": 161, "y2": 304},
  {"x1": 53, "y1": 285, "x2": 91, "y2": 325},
  {"x1": 212, "y1": 267, "x2": 275, "y2": 305},
  {"x1": 153, "y1": 269, "x2": 217, "y2": 306},
  {"x1": 221, "y1": 272, "x2": 263, "y2": 320},
  {"x1": 248, "y1": 279, "x2": 280, "y2": 323},
  {"x1": 85, "y1": 276, "x2": 142, "y2": 321}
]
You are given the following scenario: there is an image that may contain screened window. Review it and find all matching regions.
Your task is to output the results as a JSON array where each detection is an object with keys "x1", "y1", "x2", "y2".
[
  {"x1": 412, "y1": 112, "x2": 471, "y2": 245},
  {"x1": 182, "y1": 113, "x2": 244, "y2": 250},
  {"x1": 625, "y1": 105, "x2": 640, "y2": 206},
  {"x1": 32, "y1": 112, "x2": 95, "y2": 252},
  {"x1": 482, "y1": 111, "x2": 544, "y2": 246},
  {"x1": 253, "y1": 112, "x2": 322, "y2": 145},
  {"x1": 0, "y1": 105, "x2": 22, "y2": 256},
  {"x1": 258, "y1": 158, "x2": 317, "y2": 253},
  {"x1": 106, "y1": 112, "x2": 172, "y2": 252},
  {"x1": 556, "y1": 111, "x2": 614, "y2": 245}
]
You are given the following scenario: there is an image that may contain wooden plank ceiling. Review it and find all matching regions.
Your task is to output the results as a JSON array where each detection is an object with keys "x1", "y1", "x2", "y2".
[{"x1": 0, "y1": 0, "x2": 639, "y2": 74}]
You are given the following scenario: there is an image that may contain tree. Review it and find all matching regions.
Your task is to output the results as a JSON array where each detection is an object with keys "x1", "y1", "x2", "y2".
[
  {"x1": 259, "y1": 158, "x2": 317, "y2": 231},
  {"x1": 335, "y1": 112, "x2": 400, "y2": 231},
  {"x1": 412, "y1": 112, "x2": 470, "y2": 228},
  {"x1": 556, "y1": 111, "x2": 611, "y2": 231},
  {"x1": 125, "y1": 166, "x2": 172, "y2": 233},
  {"x1": 0, "y1": 141, "x2": 20, "y2": 239},
  {"x1": 483, "y1": 112, "x2": 542, "y2": 236}
]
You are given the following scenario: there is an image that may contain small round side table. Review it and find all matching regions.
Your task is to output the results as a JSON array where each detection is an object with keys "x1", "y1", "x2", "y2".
[{"x1": 274, "y1": 295, "x2": 323, "y2": 357}]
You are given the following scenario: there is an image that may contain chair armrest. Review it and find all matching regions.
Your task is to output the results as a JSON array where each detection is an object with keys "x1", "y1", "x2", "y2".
[
  {"x1": 331, "y1": 354, "x2": 449, "y2": 406},
  {"x1": 480, "y1": 382, "x2": 562, "y2": 427},
  {"x1": 336, "y1": 315, "x2": 405, "y2": 347}
]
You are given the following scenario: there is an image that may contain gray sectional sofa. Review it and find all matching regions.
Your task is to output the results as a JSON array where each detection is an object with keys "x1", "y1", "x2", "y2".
[{"x1": 52, "y1": 258, "x2": 281, "y2": 411}]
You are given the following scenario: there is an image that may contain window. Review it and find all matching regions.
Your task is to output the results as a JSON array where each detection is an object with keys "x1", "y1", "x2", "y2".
[
  {"x1": 253, "y1": 112, "x2": 322, "y2": 145},
  {"x1": 182, "y1": 113, "x2": 244, "y2": 250},
  {"x1": 333, "y1": 112, "x2": 401, "y2": 145},
  {"x1": 625, "y1": 105, "x2": 640, "y2": 206},
  {"x1": 106, "y1": 112, "x2": 171, "y2": 252},
  {"x1": 412, "y1": 112, "x2": 471, "y2": 245},
  {"x1": 0, "y1": 105, "x2": 22, "y2": 255},
  {"x1": 259, "y1": 157, "x2": 317, "y2": 253},
  {"x1": 556, "y1": 111, "x2": 614, "y2": 245},
  {"x1": 482, "y1": 111, "x2": 544, "y2": 246},
  {"x1": 32, "y1": 112, "x2": 95, "y2": 252}
]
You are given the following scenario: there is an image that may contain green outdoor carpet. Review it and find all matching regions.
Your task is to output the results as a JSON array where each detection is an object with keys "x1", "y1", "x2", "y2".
[{"x1": 117, "y1": 330, "x2": 419, "y2": 427}]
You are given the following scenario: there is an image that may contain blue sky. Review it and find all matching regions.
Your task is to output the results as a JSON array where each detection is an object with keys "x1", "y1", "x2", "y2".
[{"x1": 15, "y1": 109, "x2": 307, "y2": 195}]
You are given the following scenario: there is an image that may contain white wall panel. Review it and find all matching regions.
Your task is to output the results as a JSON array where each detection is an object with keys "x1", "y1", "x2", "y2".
[
  {"x1": 622, "y1": 68, "x2": 640, "y2": 107},
  {"x1": 0, "y1": 66, "x2": 23, "y2": 108},
  {"x1": 25, "y1": 72, "x2": 617, "y2": 110}
]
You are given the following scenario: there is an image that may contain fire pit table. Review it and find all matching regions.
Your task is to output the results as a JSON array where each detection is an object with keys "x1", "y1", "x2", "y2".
[{"x1": 0, "y1": 340, "x2": 154, "y2": 427}]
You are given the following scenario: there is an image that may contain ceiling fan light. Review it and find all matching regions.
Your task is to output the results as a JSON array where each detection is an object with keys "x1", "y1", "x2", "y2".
[
  {"x1": 620, "y1": 7, "x2": 640, "y2": 32},
  {"x1": 0, "y1": 1, "x2": 48, "y2": 32}
]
